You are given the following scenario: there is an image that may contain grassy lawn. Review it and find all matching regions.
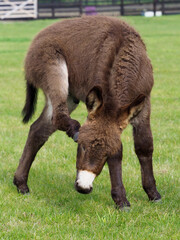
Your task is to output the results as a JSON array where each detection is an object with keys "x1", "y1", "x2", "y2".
[{"x1": 0, "y1": 15, "x2": 179, "y2": 239}]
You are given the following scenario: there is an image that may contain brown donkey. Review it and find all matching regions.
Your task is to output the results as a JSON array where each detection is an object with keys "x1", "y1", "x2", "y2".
[{"x1": 14, "y1": 16, "x2": 161, "y2": 209}]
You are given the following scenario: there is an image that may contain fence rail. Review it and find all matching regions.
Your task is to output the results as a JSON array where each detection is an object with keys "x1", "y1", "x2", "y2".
[
  {"x1": 0, "y1": 0, "x2": 180, "y2": 19},
  {"x1": 38, "y1": 0, "x2": 180, "y2": 18}
]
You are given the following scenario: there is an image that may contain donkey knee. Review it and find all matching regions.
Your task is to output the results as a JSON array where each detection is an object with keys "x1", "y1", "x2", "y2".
[
  {"x1": 135, "y1": 140, "x2": 153, "y2": 158},
  {"x1": 52, "y1": 108, "x2": 80, "y2": 139},
  {"x1": 134, "y1": 132, "x2": 154, "y2": 159},
  {"x1": 29, "y1": 122, "x2": 51, "y2": 146}
]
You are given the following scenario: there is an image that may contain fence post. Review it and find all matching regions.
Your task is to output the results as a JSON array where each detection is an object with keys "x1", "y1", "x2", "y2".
[
  {"x1": 51, "y1": 0, "x2": 55, "y2": 18},
  {"x1": 120, "y1": 0, "x2": 124, "y2": 16},
  {"x1": 79, "y1": 0, "x2": 83, "y2": 16},
  {"x1": 35, "y1": 0, "x2": 38, "y2": 19},
  {"x1": 153, "y1": 0, "x2": 157, "y2": 16},
  {"x1": 161, "y1": 0, "x2": 165, "y2": 15}
]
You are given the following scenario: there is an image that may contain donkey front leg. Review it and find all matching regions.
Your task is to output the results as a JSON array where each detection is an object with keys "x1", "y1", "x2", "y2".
[
  {"x1": 131, "y1": 104, "x2": 161, "y2": 201},
  {"x1": 107, "y1": 145, "x2": 130, "y2": 209},
  {"x1": 51, "y1": 99, "x2": 80, "y2": 141},
  {"x1": 14, "y1": 108, "x2": 56, "y2": 194}
]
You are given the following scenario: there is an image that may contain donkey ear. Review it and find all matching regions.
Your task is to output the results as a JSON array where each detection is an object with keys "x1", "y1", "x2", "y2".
[
  {"x1": 86, "y1": 86, "x2": 103, "y2": 116},
  {"x1": 118, "y1": 94, "x2": 146, "y2": 130},
  {"x1": 127, "y1": 94, "x2": 146, "y2": 110}
]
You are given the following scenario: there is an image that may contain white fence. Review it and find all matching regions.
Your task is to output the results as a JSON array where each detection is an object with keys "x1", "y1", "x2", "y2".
[{"x1": 0, "y1": 0, "x2": 37, "y2": 20}]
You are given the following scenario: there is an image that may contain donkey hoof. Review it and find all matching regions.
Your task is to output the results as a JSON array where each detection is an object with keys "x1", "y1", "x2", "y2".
[
  {"x1": 13, "y1": 177, "x2": 29, "y2": 194},
  {"x1": 149, "y1": 192, "x2": 161, "y2": 202},
  {"x1": 153, "y1": 198, "x2": 162, "y2": 204},
  {"x1": 115, "y1": 200, "x2": 131, "y2": 211},
  {"x1": 120, "y1": 206, "x2": 131, "y2": 212},
  {"x1": 17, "y1": 185, "x2": 30, "y2": 194},
  {"x1": 73, "y1": 132, "x2": 79, "y2": 142}
]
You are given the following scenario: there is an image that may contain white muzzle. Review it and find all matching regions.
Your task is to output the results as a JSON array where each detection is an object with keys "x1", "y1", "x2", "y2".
[{"x1": 75, "y1": 170, "x2": 96, "y2": 194}]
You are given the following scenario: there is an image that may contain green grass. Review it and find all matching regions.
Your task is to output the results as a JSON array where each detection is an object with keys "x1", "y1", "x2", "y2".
[{"x1": 0, "y1": 16, "x2": 180, "y2": 239}]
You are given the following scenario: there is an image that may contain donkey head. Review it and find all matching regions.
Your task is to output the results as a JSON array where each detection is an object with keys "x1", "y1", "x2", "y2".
[{"x1": 75, "y1": 86, "x2": 145, "y2": 194}]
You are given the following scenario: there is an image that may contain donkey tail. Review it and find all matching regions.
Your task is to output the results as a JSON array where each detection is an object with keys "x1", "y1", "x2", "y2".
[{"x1": 22, "y1": 82, "x2": 38, "y2": 123}]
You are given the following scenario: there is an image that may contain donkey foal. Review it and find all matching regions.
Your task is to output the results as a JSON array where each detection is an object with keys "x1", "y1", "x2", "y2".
[{"x1": 14, "y1": 16, "x2": 161, "y2": 209}]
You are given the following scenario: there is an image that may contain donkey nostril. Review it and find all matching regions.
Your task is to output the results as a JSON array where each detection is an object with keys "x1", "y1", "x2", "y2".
[{"x1": 75, "y1": 181, "x2": 93, "y2": 194}]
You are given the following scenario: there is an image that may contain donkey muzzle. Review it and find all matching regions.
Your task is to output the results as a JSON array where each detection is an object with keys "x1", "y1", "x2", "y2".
[{"x1": 75, "y1": 170, "x2": 96, "y2": 194}]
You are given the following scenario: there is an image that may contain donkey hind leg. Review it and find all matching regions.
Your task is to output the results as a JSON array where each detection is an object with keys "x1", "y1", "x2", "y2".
[
  {"x1": 13, "y1": 104, "x2": 56, "y2": 194},
  {"x1": 130, "y1": 100, "x2": 161, "y2": 201},
  {"x1": 44, "y1": 58, "x2": 80, "y2": 141}
]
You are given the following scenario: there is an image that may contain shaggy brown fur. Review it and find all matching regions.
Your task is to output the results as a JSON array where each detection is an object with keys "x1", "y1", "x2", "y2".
[{"x1": 14, "y1": 16, "x2": 161, "y2": 209}]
